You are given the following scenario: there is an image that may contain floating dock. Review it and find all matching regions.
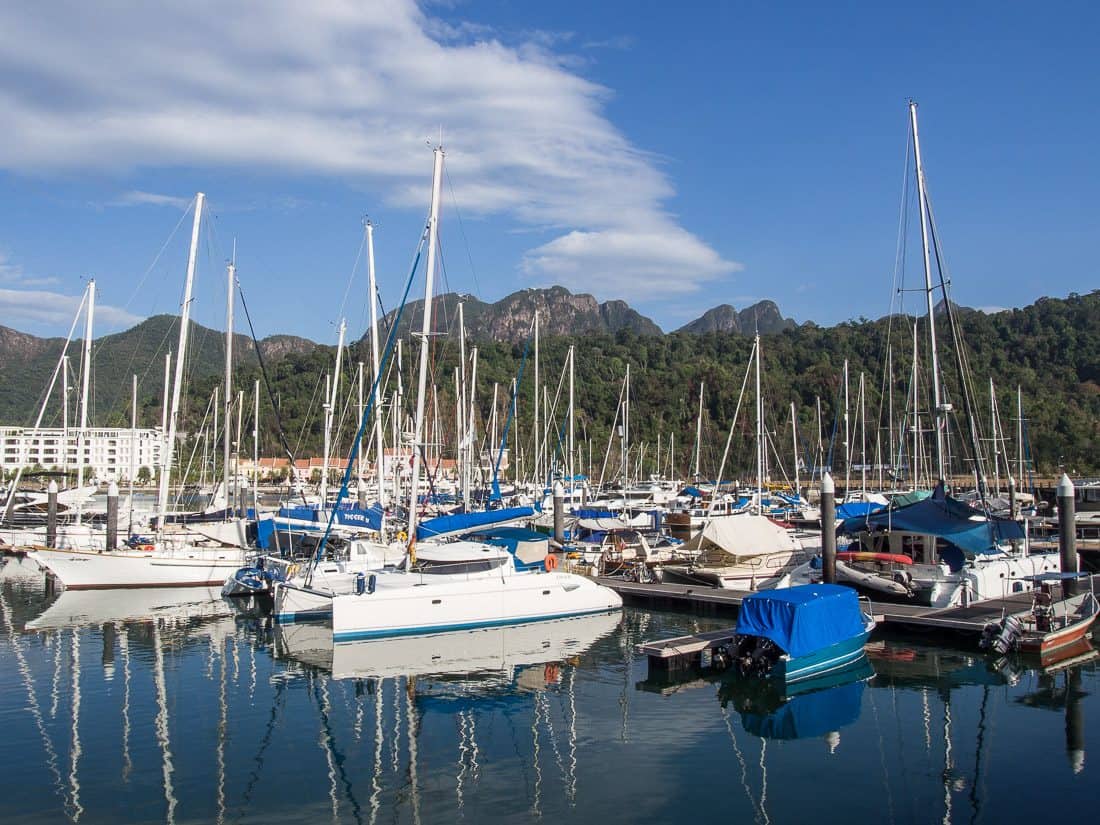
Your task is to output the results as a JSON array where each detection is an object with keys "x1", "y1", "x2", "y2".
[{"x1": 603, "y1": 575, "x2": 1100, "y2": 671}]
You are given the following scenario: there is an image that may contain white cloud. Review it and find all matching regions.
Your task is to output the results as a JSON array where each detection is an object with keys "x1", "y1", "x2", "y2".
[
  {"x1": 0, "y1": 251, "x2": 59, "y2": 288},
  {"x1": 107, "y1": 190, "x2": 191, "y2": 209},
  {"x1": 0, "y1": 288, "x2": 142, "y2": 332},
  {"x1": 0, "y1": 1, "x2": 738, "y2": 302}
]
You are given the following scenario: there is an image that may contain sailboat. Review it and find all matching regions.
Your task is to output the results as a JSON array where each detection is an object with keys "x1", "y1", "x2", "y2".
[
  {"x1": 793, "y1": 102, "x2": 1062, "y2": 607},
  {"x1": 28, "y1": 194, "x2": 249, "y2": 589},
  {"x1": 273, "y1": 145, "x2": 622, "y2": 636}
]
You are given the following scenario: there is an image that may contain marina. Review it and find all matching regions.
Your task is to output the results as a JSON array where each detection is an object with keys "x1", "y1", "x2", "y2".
[{"x1": 1, "y1": 570, "x2": 1097, "y2": 824}]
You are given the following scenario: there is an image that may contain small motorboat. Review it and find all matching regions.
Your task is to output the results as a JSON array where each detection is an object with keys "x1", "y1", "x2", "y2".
[
  {"x1": 980, "y1": 572, "x2": 1099, "y2": 663},
  {"x1": 731, "y1": 584, "x2": 876, "y2": 684}
]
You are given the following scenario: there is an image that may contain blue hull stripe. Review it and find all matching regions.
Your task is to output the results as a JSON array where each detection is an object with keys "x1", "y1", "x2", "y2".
[{"x1": 333, "y1": 607, "x2": 619, "y2": 643}]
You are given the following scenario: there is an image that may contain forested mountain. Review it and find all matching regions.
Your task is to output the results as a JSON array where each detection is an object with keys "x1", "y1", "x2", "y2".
[
  {"x1": 675, "y1": 300, "x2": 795, "y2": 335},
  {"x1": 2, "y1": 291, "x2": 1098, "y2": 477}
]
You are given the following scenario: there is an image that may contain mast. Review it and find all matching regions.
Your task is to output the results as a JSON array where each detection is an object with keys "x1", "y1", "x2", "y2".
[
  {"x1": 157, "y1": 192, "x2": 204, "y2": 522},
  {"x1": 990, "y1": 377, "x2": 1000, "y2": 496},
  {"x1": 75, "y1": 279, "x2": 95, "y2": 523},
  {"x1": 129, "y1": 374, "x2": 137, "y2": 532},
  {"x1": 790, "y1": 401, "x2": 800, "y2": 498},
  {"x1": 469, "y1": 346, "x2": 478, "y2": 504},
  {"x1": 694, "y1": 381, "x2": 704, "y2": 479},
  {"x1": 910, "y1": 100, "x2": 946, "y2": 481},
  {"x1": 458, "y1": 302, "x2": 468, "y2": 510},
  {"x1": 62, "y1": 356, "x2": 69, "y2": 475},
  {"x1": 407, "y1": 145, "x2": 445, "y2": 549},
  {"x1": 843, "y1": 359, "x2": 850, "y2": 494},
  {"x1": 568, "y1": 345, "x2": 575, "y2": 497},
  {"x1": 859, "y1": 371, "x2": 867, "y2": 494},
  {"x1": 356, "y1": 361, "x2": 364, "y2": 485},
  {"x1": 223, "y1": 257, "x2": 235, "y2": 516},
  {"x1": 1016, "y1": 386, "x2": 1024, "y2": 487},
  {"x1": 253, "y1": 379, "x2": 260, "y2": 515},
  {"x1": 887, "y1": 345, "x2": 895, "y2": 484},
  {"x1": 533, "y1": 311, "x2": 540, "y2": 487},
  {"x1": 755, "y1": 333, "x2": 763, "y2": 508},
  {"x1": 366, "y1": 220, "x2": 386, "y2": 507},
  {"x1": 911, "y1": 320, "x2": 920, "y2": 489},
  {"x1": 320, "y1": 319, "x2": 347, "y2": 506}
]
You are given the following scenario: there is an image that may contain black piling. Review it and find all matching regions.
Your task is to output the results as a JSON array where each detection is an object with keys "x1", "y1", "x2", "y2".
[
  {"x1": 821, "y1": 472, "x2": 836, "y2": 585},
  {"x1": 106, "y1": 480, "x2": 119, "y2": 551},
  {"x1": 1058, "y1": 474, "x2": 1077, "y2": 594}
]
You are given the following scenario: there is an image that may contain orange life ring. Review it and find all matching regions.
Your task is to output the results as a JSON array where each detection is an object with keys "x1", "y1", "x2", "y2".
[
  {"x1": 140, "y1": 544, "x2": 155, "y2": 552},
  {"x1": 544, "y1": 554, "x2": 559, "y2": 572}
]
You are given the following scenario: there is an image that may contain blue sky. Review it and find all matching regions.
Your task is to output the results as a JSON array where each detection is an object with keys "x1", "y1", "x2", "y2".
[{"x1": 0, "y1": 1, "x2": 1096, "y2": 344}]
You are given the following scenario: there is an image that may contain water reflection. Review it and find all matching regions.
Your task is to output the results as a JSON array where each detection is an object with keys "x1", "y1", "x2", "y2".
[{"x1": 1, "y1": 572, "x2": 1097, "y2": 825}]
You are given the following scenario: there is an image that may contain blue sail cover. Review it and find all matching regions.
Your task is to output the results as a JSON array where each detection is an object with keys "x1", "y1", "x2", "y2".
[
  {"x1": 838, "y1": 483, "x2": 1024, "y2": 556},
  {"x1": 277, "y1": 503, "x2": 384, "y2": 531},
  {"x1": 835, "y1": 501, "x2": 885, "y2": 520},
  {"x1": 737, "y1": 585, "x2": 866, "y2": 658},
  {"x1": 416, "y1": 506, "x2": 535, "y2": 540},
  {"x1": 741, "y1": 678, "x2": 866, "y2": 740}
]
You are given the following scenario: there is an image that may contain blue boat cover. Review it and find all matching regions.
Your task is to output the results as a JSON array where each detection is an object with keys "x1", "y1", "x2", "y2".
[
  {"x1": 573, "y1": 508, "x2": 619, "y2": 519},
  {"x1": 681, "y1": 485, "x2": 706, "y2": 498},
  {"x1": 738, "y1": 584, "x2": 866, "y2": 658},
  {"x1": 278, "y1": 503, "x2": 384, "y2": 531},
  {"x1": 740, "y1": 678, "x2": 866, "y2": 740},
  {"x1": 416, "y1": 506, "x2": 535, "y2": 540},
  {"x1": 838, "y1": 482, "x2": 1024, "y2": 556},
  {"x1": 835, "y1": 501, "x2": 885, "y2": 520}
]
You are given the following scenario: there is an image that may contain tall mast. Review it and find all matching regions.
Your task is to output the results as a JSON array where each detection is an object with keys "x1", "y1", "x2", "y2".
[
  {"x1": 568, "y1": 345, "x2": 575, "y2": 496},
  {"x1": 253, "y1": 379, "x2": 260, "y2": 515},
  {"x1": 366, "y1": 220, "x2": 386, "y2": 507},
  {"x1": 75, "y1": 279, "x2": 95, "y2": 523},
  {"x1": 326, "y1": 320, "x2": 347, "y2": 505},
  {"x1": 356, "y1": 361, "x2": 364, "y2": 484},
  {"x1": 990, "y1": 377, "x2": 1000, "y2": 496},
  {"x1": 62, "y1": 356, "x2": 69, "y2": 475},
  {"x1": 887, "y1": 345, "x2": 895, "y2": 483},
  {"x1": 910, "y1": 100, "x2": 946, "y2": 481},
  {"x1": 911, "y1": 320, "x2": 920, "y2": 489},
  {"x1": 223, "y1": 257, "x2": 235, "y2": 516},
  {"x1": 859, "y1": 371, "x2": 867, "y2": 494},
  {"x1": 1016, "y1": 385, "x2": 1025, "y2": 487},
  {"x1": 694, "y1": 381, "x2": 704, "y2": 479},
  {"x1": 816, "y1": 395, "x2": 823, "y2": 482},
  {"x1": 843, "y1": 359, "x2": 850, "y2": 493},
  {"x1": 468, "y1": 346, "x2": 478, "y2": 504},
  {"x1": 533, "y1": 311, "x2": 540, "y2": 487},
  {"x1": 790, "y1": 401, "x2": 800, "y2": 498},
  {"x1": 129, "y1": 374, "x2": 137, "y2": 531},
  {"x1": 157, "y1": 192, "x2": 204, "y2": 522},
  {"x1": 407, "y1": 145, "x2": 445, "y2": 548},
  {"x1": 459, "y1": 303, "x2": 471, "y2": 511},
  {"x1": 755, "y1": 333, "x2": 763, "y2": 508}
]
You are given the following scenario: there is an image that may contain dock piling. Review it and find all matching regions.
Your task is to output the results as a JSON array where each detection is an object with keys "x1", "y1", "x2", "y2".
[
  {"x1": 822, "y1": 472, "x2": 836, "y2": 584},
  {"x1": 1058, "y1": 473, "x2": 1077, "y2": 594},
  {"x1": 46, "y1": 480, "x2": 58, "y2": 548},
  {"x1": 106, "y1": 480, "x2": 119, "y2": 551}
]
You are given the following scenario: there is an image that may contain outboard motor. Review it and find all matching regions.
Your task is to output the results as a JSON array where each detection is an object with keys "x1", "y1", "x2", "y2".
[{"x1": 981, "y1": 614, "x2": 1024, "y2": 655}]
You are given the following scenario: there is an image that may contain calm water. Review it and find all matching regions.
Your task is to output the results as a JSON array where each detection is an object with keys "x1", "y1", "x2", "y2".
[{"x1": 1, "y1": 556, "x2": 1097, "y2": 825}]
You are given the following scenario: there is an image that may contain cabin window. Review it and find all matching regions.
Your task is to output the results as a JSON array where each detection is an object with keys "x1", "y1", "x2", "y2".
[{"x1": 418, "y1": 559, "x2": 501, "y2": 575}]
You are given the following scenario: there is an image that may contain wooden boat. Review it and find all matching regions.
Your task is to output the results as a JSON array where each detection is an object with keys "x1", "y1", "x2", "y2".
[{"x1": 980, "y1": 573, "x2": 1099, "y2": 662}]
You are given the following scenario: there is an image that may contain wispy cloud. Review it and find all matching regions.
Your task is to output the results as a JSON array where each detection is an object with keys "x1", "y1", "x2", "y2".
[
  {"x1": 0, "y1": 287, "x2": 142, "y2": 332},
  {"x1": 106, "y1": 190, "x2": 191, "y2": 209},
  {"x1": 0, "y1": 250, "x2": 59, "y2": 288},
  {"x1": 0, "y1": 1, "x2": 738, "y2": 303}
]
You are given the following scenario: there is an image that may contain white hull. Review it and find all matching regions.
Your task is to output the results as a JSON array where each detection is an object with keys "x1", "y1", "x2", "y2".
[
  {"x1": 27, "y1": 546, "x2": 246, "y2": 589},
  {"x1": 330, "y1": 569, "x2": 622, "y2": 642},
  {"x1": 662, "y1": 549, "x2": 808, "y2": 590}
]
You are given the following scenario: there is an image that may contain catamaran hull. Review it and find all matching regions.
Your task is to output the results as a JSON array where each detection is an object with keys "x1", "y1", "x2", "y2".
[
  {"x1": 27, "y1": 547, "x2": 244, "y2": 589},
  {"x1": 329, "y1": 572, "x2": 623, "y2": 643}
]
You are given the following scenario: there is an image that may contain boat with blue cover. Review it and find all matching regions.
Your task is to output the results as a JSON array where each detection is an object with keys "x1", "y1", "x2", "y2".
[{"x1": 732, "y1": 584, "x2": 875, "y2": 683}]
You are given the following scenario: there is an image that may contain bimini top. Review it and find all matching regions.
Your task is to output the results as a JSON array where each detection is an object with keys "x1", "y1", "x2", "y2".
[{"x1": 737, "y1": 584, "x2": 866, "y2": 658}]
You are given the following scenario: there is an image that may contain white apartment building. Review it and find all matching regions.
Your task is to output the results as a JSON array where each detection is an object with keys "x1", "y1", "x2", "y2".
[{"x1": 0, "y1": 426, "x2": 165, "y2": 482}]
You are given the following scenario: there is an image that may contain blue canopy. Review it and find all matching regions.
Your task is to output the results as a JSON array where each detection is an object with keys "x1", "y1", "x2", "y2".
[
  {"x1": 737, "y1": 584, "x2": 866, "y2": 658},
  {"x1": 741, "y1": 678, "x2": 866, "y2": 740},
  {"x1": 416, "y1": 506, "x2": 535, "y2": 540},
  {"x1": 681, "y1": 485, "x2": 706, "y2": 498},
  {"x1": 838, "y1": 482, "x2": 1024, "y2": 556},
  {"x1": 277, "y1": 503, "x2": 384, "y2": 531}
]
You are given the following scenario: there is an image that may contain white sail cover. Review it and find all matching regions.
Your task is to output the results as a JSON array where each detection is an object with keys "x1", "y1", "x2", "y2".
[{"x1": 682, "y1": 514, "x2": 799, "y2": 565}]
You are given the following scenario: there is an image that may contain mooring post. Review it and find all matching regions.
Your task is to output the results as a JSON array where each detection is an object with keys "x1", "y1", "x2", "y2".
[
  {"x1": 822, "y1": 472, "x2": 836, "y2": 584},
  {"x1": 46, "y1": 480, "x2": 58, "y2": 548},
  {"x1": 1057, "y1": 473, "x2": 1077, "y2": 595},
  {"x1": 553, "y1": 481, "x2": 565, "y2": 546},
  {"x1": 101, "y1": 622, "x2": 116, "y2": 679},
  {"x1": 106, "y1": 480, "x2": 119, "y2": 551}
]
